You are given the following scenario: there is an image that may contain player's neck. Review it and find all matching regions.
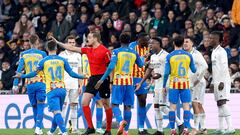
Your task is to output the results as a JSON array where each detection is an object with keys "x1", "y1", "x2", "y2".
[
  {"x1": 155, "y1": 48, "x2": 162, "y2": 54},
  {"x1": 187, "y1": 47, "x2": 193, "y2": 52},
  {"x1": 121, "y1": 44, "x2": 128, "y2": 48},
  {"x1": 92, "y1": 42, "x2": 100, "y2": 48},
  {"x1": 174, "y1": 46, "x2": 182, "y2": 50},
  {"x1": 48, "y1": 51, "x2": 57, "y2": 55},
  {"x1": 213, "y1": 44, "x2": 220, "y2": 49}
]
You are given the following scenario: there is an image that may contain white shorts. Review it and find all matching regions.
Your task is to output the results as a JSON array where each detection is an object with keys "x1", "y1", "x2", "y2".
[
  {"x1": 191, "y1": 81, "x2": 206, "y2": 104},
  {"x1": 64, "y1": 89, "x2": 79, "y2": 103},
  {"x1": 153, "y1": 88, "x2": 169, "y2": 106},
  {"x1": 214, "y1": 83, "x2": 230, "y2": 101}
]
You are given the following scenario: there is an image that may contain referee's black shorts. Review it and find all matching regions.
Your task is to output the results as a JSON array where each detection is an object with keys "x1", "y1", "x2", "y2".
[{"x1": 85, "y1": 75, "x2": 110, "y2": 99}]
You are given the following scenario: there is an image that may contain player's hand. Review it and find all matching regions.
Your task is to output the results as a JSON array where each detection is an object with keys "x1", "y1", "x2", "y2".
[
  {"x1": 21, "y1": 86, "x2": 26, "y2": 94},
  {"x1": 162, "y1": 88, "x2": 167, "y2": 96},
  {"x1": 152, "y1": 73, "x2": 161, "y2": 79},
  {"x1": 49, "y1": 35, "x2": 58, "y2": 43},
  {"x1": 95, "y1": 80, "x2": 103, "y2": 90},
  {"x1": 193, "y1": 80, "x2": 200, "y2": 87},
  {"x1": 83, "y1": 74, "x2": 89, "y2": 79},
  {"x1": 135, "y1": 83, "x2": 142, "y2": 92},
  {"x1": 218, "y1": 82, "x2": 224, "y2": 91},
  {"x1": 12, "y1": 86, "x2": 19, "y2": 94},
  {"x1": 12, "y1": 72, "x2": 22, "y2": 78}
]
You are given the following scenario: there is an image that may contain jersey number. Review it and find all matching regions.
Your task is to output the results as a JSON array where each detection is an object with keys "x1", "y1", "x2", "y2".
[
  {"x1": 27, "y1": 61, "x2": 38, "y2": 72},
  {"x1": 48, "y1": 66, "x2": 62, "y2": 81},
  {"x1": 178, "y1": 62, "x2": 186, "y2": 76},
  {"x1": 122, "y1": 60, "x2": 130, "y2": 74}
]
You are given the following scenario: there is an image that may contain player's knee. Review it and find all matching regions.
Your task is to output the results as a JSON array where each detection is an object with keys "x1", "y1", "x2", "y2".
[
  {"x1": 124, "y1": 105, "x2": 131, "y2": 111},
  {"x1": 96, "y1": 100, "x2": 103, "y2": 107},
  {"x1": 70, "y1": 103, "x2": 78, "y2": 106},
  {"x1": 182, "y1": 103, "x2": 190, "y2": 110},
  {"x1": 102, "y1": 99, "x2": 110, "y2": 108}
]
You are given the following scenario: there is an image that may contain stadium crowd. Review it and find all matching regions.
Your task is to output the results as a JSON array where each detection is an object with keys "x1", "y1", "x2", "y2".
[{"x1": 0, "y1": 0, "x2": 239, "y2": 94}]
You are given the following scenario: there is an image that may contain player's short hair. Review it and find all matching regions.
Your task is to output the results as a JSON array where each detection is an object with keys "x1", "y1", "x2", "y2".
[
  {"x1": 47, "y1": 40, "x2": 57, "y2": 51},
  {"x1": 119, "y1": 33, "x2": 130, "y2": 44},
  {"x1": 91, "y1": 32, "x2": 101, "y2": 42},
  {"x1": 66, "y1": 35, "x2": 76, "y2": 41},
  {"x1": 173, "y1": 35, "x2": 184, "y2": 47},
  {"x1": 151, "y1": 37, "x2": 162, "y2": 47},
  {"x1": 184, "y1": 36, "x2": 195, "y2": 45},
  {"x1": 210, "y1": 31, "x2": 223, "y2": 42},
  {"x1": 29, "y1": 34, "x2": 39, "y2": 45},
  {"x1": 137, "y1": 32, "x2": 148, "y2": 40}
]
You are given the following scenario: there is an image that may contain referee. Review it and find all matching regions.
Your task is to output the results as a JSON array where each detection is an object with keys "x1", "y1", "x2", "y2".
[{"x1": 51, "y1": 32, "x2": 112, "y2": 135}]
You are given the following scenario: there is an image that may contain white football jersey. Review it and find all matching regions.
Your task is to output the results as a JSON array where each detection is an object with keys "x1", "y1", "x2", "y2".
[
  {"x1": 211, "y1": 45, "x2": 231, "y2": 84},
  {"x1": 59, "y1": 50, "x2": 82, "y2": 89},
  {"x1": 149, "y1": 49, "x2": 168, "y2": 89},
  {"x1": 189, "y1": 48, "x2": 208, "y2": 87}
]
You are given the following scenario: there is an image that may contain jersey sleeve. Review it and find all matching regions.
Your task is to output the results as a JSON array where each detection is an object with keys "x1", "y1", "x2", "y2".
[
  {"x1": 104, "y1": 50, "x2": 111, "y2": 64},
  {"x1": 148, "y1": 56, "x2": 154, "y2": 69},
  {"x1": 189, "y1": 54, "x2": 197, "y2": 73},
  {"x1": 100, "y1": 50, "x2": 118, "y2": 81},
  {"x1": 163, "y1": 55, "x2": 171, "y2": 88},
  {"x1": 196, "y1": 52, "x2": 208, "y2": 81},
  {"x1": 21, "y1": 71, "x2": 37, "y2": 78},
  {"x1": 64, "y1": 58, "x2": 85, "y2": 79},
  {"x1": 13, "y1": 56, "x2": 25, "y2": 86},
  {"x1": 37, "y1": 59, "x2": 45, "y2": 71},
  {"x1": 129, "y1": 41, "x2": 137, "y2": 50},
  {"x1": 81, "y1": 47, "x2": 89, "y2": 54},
  {"x1": 42, "y1": 51, "x2": 47, "y2": 58},
  {"x1": 135, "y1": 52, "x2": 144, "y2": 68},
  {"x1": 220, "y1": 49, "x2": 229, "y2": 76}
]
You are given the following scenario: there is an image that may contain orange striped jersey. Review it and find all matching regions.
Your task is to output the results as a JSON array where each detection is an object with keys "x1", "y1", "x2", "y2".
[
  {"x1": 129, "y1": 41, "x2": 149, "y2": 78},
  {"x1": 100, "y1": 47, "x2": 143, "y2": 85},
  {"x1": 82, "y1": 54, "x2": 90, "y2": 86},
  {"x1": 163, "y1": 50, "x2": 196, "y2": 89},
  {"x1": 13, "y1": 49, "x2": 47, "y2": 86}
]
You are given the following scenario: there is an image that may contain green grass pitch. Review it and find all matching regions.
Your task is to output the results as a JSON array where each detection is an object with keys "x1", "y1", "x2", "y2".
[{"x1": 0, "y1": 129, "x2": 239, "y2": 135}]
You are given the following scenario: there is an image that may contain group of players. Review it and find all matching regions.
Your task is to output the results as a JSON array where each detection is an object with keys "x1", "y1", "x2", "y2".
[{"x1": 12, "y1": 30, "x2": 235, "y2": 135}]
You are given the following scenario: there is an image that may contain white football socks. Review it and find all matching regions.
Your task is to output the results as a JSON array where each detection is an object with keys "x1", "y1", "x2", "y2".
[
  {"x1": 155, "y1": 108, "x2": 163, "y2": 132},
  {"x1": 70, "y1": 105, "x2": 78, "y2": 131}
]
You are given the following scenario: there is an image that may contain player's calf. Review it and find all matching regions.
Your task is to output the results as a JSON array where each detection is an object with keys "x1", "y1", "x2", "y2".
[{"x1": 35, "y1": 101, "x2": 45, "y2": 135}]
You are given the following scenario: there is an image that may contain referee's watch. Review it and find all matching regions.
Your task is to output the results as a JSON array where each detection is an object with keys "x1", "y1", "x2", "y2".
[{"x1": 110, "y1": 81, "x2": 113, "y2": 84}]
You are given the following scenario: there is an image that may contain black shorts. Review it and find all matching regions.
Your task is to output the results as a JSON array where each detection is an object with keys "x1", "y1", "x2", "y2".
[{"x1": 85, "y1": 75, "x2": 110, "y2": 99}]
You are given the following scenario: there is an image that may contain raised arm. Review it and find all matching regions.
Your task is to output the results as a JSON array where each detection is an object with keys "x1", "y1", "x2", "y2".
[
  {"x1": 64, "y1": 59, "x2": 85, "y2": 79},
  {"x1": 50, "y1": 36, "x2": 82, "y2": 53}
]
